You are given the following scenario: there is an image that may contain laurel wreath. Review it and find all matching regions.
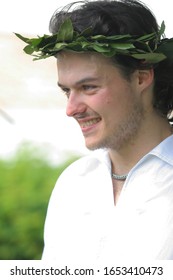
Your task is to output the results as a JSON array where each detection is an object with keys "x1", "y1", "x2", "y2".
[{"x1": 15, "y1": 18, "x2": 173, "y2": 63}]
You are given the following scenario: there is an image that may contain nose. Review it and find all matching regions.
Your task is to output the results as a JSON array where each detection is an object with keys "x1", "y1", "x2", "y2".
[{"x1": 66, "y1": 92, "x2": 86, "y2": 117}]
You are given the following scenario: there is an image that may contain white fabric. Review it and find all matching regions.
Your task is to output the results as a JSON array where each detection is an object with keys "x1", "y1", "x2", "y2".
[{"x1": 42, "y1": 135, "x2": 173, "y2": 262}]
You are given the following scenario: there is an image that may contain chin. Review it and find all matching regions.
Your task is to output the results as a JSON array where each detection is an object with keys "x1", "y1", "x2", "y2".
[{"x1": 85, "y1": 138, "x2": 106, "y2": 151}]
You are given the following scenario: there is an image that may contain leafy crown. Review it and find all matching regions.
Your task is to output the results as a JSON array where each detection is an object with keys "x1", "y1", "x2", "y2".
[{"x1": 15, "y1": 18, "x2": 173, "y2": 63}]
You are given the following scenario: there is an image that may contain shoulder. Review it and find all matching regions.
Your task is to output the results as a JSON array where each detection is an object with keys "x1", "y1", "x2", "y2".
[
  {"x1": 53, "y1": 149, "x2": 111, "y2": 195},
  {"x1": 59, "y1": 149, "x2": 110, "y2": 178},
  {"x1": 46, "y1": 149, "x2": 111, "y2": 212}
]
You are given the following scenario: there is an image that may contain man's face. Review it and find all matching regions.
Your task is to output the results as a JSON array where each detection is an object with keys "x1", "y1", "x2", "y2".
[{"x1": 57, "y1": 51, "x2": 145, "y2": 151}]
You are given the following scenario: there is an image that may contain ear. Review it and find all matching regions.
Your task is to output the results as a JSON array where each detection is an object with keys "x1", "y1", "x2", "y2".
[{"x1": 138, "y1": 68, "x2": 154, "y2": 91}]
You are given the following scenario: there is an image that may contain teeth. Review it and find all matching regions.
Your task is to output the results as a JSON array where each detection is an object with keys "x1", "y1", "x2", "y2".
[{"x1": 80, "y1": 118, "x2": 101, "y2": 128}]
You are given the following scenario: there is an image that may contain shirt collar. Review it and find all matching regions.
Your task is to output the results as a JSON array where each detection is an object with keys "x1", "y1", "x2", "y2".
[
  {"x1": 148, "y1": 134, "x2": 173, "y2": 166},
  {"x1": 84, "y1": 134, "x2": 173, "y2": 176},
  {"x1": 96, "y1": 134, "x2": 173, "y2": 171}
]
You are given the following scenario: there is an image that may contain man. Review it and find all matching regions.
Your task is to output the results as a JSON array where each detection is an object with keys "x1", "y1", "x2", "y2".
[{"x1": 17, "y1": 0, "x2": 173, "y2": 262}]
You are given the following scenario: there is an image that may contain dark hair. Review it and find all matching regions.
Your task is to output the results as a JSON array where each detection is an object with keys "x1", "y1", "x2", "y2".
[{"x1": 49, "y1": 0, "x2": 173, "y2": 122}]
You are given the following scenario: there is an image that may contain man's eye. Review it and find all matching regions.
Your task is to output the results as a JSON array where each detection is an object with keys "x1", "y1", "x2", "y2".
[{"x1": 83, "y1": 85, "x2": 97, "y2": 91}]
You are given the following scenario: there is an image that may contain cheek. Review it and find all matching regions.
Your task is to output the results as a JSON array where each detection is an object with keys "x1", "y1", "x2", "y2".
[
  {"x1": 88, "y1": 84, "x2": 133, "y2": 116},
  {"x1": 95, "y1": 88, "x2": 115, "y2": 106},
  {"x1": 92, "y1": 91, "x2": 117, "y2": 119},
  {"x1": 99, "y1": 89, "x2": 134, "y2": 122}
]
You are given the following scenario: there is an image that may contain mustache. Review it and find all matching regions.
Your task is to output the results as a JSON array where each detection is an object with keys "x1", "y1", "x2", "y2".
[{"x1": 74, "y1": 112, "x2": 100, "y2": 120}]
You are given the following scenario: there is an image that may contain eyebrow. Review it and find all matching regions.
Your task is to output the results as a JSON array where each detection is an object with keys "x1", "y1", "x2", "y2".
[{"x1": 57, "y1": 77, "x2": 100, "y2": 88}]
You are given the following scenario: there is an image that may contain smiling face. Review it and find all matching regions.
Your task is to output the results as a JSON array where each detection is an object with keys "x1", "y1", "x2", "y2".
[{"x1": 57, "y1": 51, "x2": 146, "y2": 151}]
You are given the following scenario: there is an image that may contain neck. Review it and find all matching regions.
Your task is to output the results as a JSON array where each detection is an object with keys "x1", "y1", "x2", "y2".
[{"x1": 109, "y1": 116, "x2": 172, "y2": 176}]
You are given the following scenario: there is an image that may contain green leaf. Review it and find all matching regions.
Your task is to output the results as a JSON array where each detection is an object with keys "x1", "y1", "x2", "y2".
[
  {"x1": 157, "y1": 38, "x2": 173, "y2": 59},
  {"x1": 137, "y1": 32, "x2": 156, "y2": 42},
  {"x1": 92, "y1": 44, "x2": 110, "y2": 53},
  {"x1": 14, "y1": 33, "x2": 30, "y2": 43},
  {"x1": 28, "y1": 37, "x2": 43, "y2": 47},
  {"x1": 132, "y1": 52, "x2": 166, "y2": 63},
  {"x1": 91, "y1": 34, "x2": 132, "y2": 41},
  {"x1": 110, "y1": 43, "x2": 135, "y2": 50},
  {"x1": 57, "y1": 18, "x2": 73, "y2": 41},
  {"x1": 159, "y1": 21, "x2": 165, "y2": 37},
  {"x1": 54, "y1": 42, "x2": 68, "y2": 49},
  {"x1": 23, "y1": 45, "x2": 35, "y2": 55}
]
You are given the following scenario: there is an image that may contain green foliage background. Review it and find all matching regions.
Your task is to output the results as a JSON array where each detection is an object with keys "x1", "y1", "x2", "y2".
[{"x1": 0, "y1": 143, "x2": 79, "y2": 260}]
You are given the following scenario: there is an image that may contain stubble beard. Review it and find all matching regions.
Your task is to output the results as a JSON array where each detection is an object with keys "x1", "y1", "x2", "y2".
[{"x1": 85, "y1": 101, "x2": 144, "y2": 152}]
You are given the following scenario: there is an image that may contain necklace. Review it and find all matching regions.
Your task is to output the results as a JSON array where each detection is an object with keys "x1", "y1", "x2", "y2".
[{"x1": 112, "y1": 172, "x2": 128, "y2": 181}]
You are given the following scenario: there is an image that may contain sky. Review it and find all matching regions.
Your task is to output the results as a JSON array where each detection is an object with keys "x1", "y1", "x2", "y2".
[
  {"x1": 0, "y1": 0, "x2": 172, "y2": 35},
  {"x1": 0, "y1": 0, "x2": 71, "y2": 34},
  {"x1": 0, "y1": 0, "x2": 172, "y2": 161}
]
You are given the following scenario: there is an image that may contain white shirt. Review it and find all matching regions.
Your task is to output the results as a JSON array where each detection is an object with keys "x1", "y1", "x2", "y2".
[{"x1": 42, "y1": 135, "x2": 173, "y2": 262}]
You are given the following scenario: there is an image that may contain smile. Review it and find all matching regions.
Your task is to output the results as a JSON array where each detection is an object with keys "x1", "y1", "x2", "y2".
[{"x1": 79, "y1": 117, "x2": 101, "y2": 128}]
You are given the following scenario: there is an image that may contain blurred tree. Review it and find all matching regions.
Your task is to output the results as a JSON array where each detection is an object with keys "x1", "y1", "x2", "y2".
[{"x1": 0, "y1": 142, "x2": 79, "y2": 259}]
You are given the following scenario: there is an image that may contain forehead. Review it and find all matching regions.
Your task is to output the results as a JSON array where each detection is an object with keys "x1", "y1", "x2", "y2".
[
  {"x1": 57, "y1": 50, "x2": 111, "y2": 64},
  {"x1": 56, "y1": 51, "x2": 118, "y2": 83}
]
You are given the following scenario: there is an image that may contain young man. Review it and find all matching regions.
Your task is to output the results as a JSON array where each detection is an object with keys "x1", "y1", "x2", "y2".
[{"x1": 17, "y1": 0, "x2": 173, "y2": 261}]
